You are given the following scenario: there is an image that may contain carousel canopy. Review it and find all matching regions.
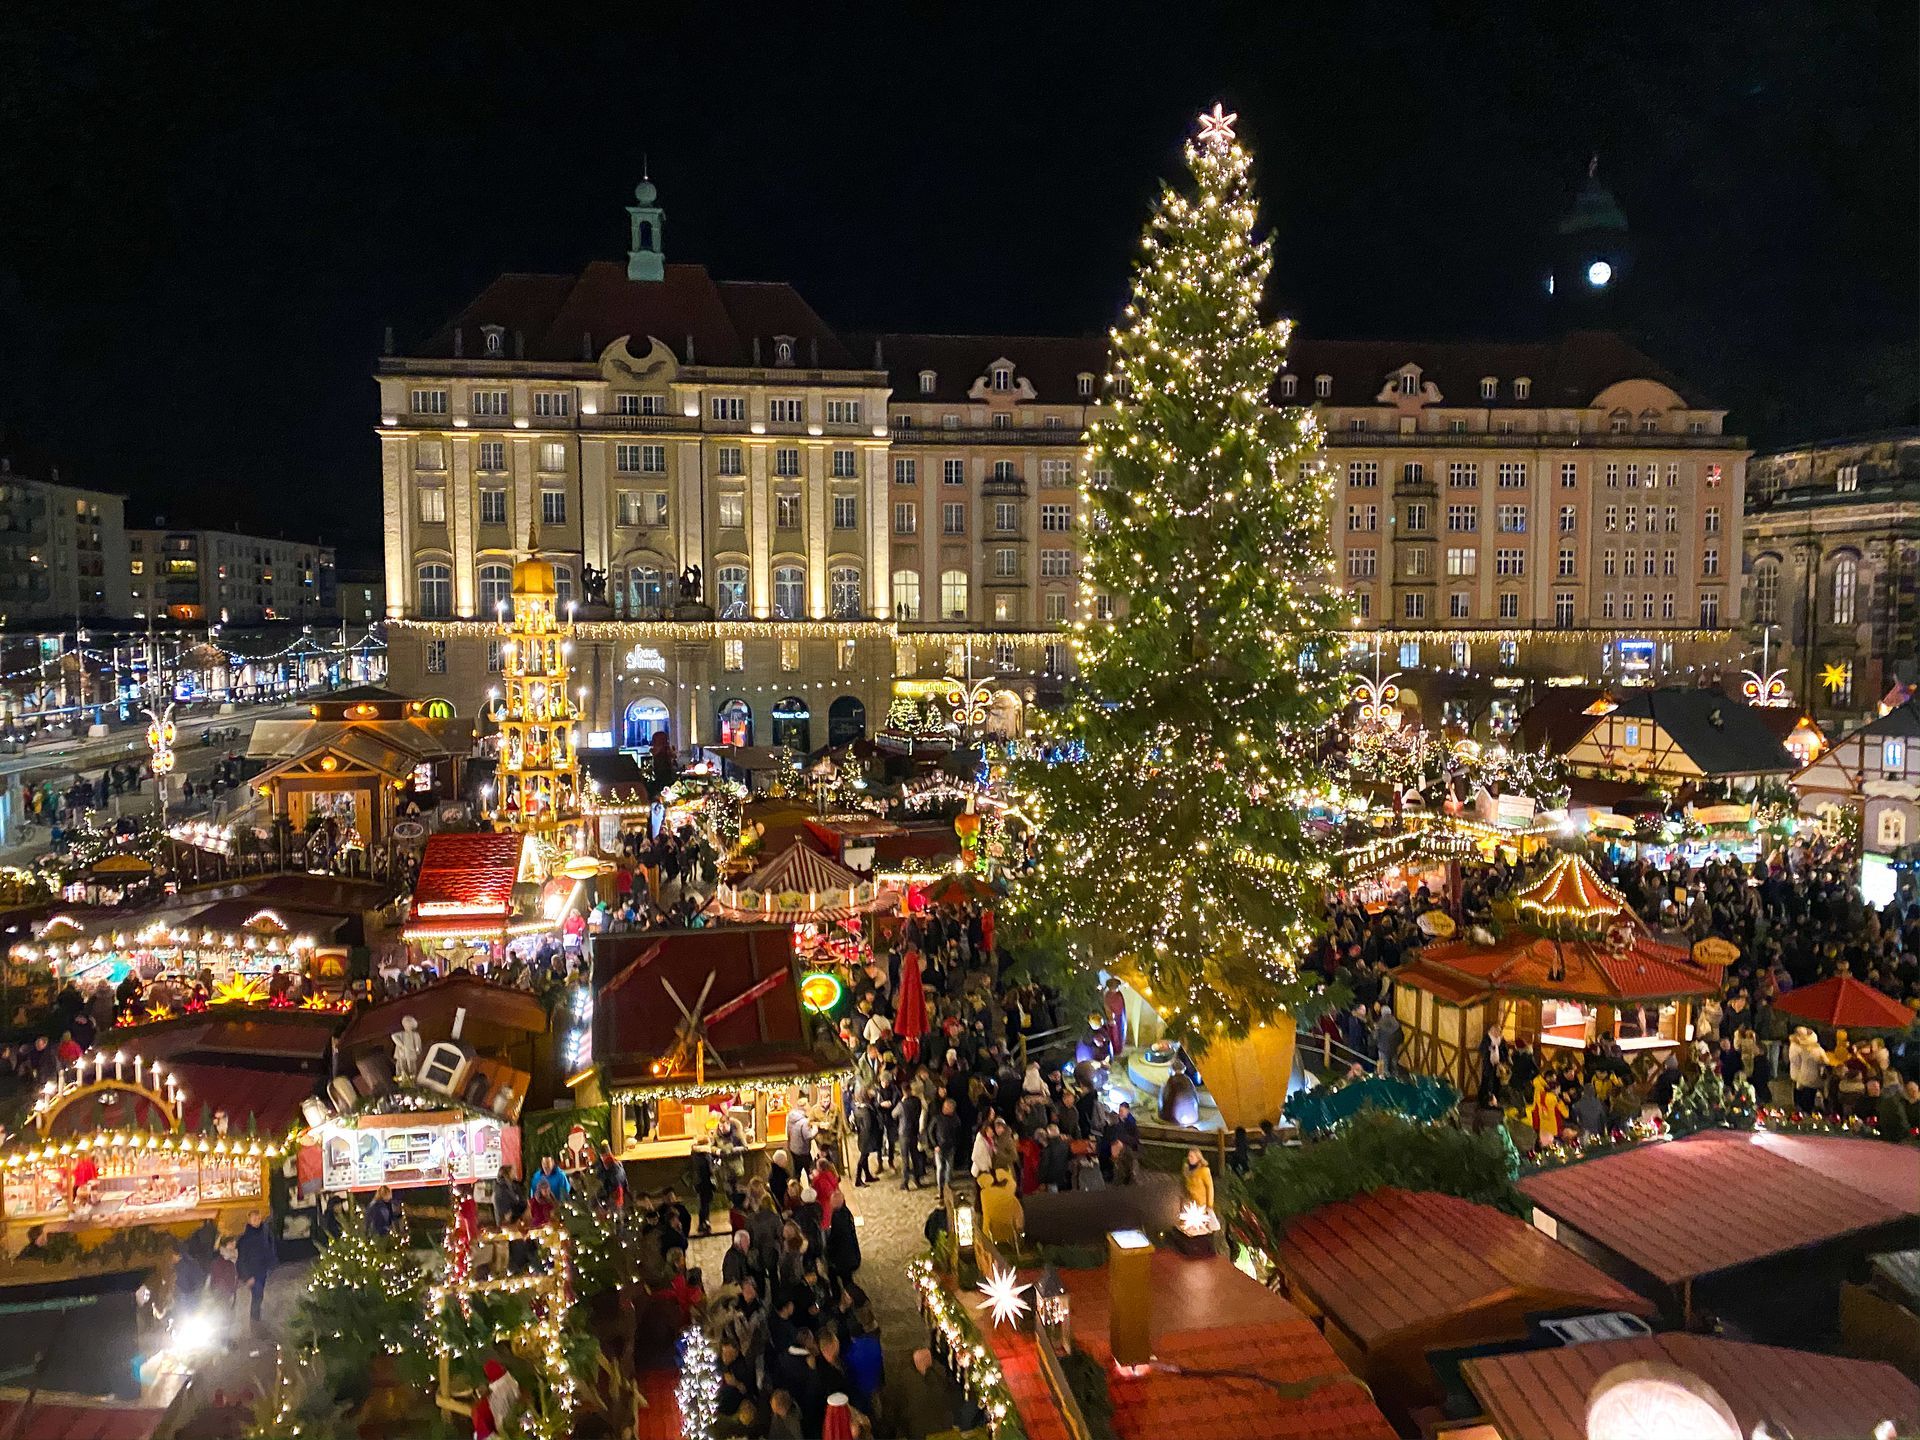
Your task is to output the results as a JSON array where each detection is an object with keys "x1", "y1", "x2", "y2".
[
  {"x1": 1512, "y1": 851, "x2": 1629, "y2": 926},
  {"x1": 1773, "y1": 974, "x2": 1917, "y2": 1034},
  {"x1": 714, "y1": 838, "x2": 894, "y2": 923},
  {"x1": 1404, "y1": 925, "x2": 1720, "y2": 1006}
]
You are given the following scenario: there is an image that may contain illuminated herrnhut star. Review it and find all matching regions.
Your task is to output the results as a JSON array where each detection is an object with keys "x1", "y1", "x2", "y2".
[
  {"x1": 975, "y1": 1263, "x2": 1033, "y2": 1329},
  {"x1": 1197, "y1": 103, "x2": 1239, "y2": 148}
]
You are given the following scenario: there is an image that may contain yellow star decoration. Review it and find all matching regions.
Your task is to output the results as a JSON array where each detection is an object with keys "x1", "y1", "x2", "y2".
[
  {"x1": 1196, "y1": 103, "x2": 1238, "y2": 148},
  {"x1": 1820, "y1": 661, "x2": 1852, "y2": 692},
  {"x1": 974, "y1": 1262, "x2": 1033, "y2": 1329}
]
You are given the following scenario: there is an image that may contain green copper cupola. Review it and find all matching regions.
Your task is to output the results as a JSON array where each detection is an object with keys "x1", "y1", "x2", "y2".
[{"x1": 626, "y1": 173, "x2": 664, "y2": 282}]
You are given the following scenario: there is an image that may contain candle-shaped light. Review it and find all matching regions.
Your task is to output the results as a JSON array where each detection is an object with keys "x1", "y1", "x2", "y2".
[
  {"x1": 113, "y1": 1051, "x2": 125, "y2": 1081},
  {"x1": 134, "y1": 1055, "x2": 143, "y2": 1086}
]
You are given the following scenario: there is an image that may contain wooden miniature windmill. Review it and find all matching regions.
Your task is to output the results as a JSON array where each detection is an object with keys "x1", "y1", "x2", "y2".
[{"x1": 661, "y1": 968, "x2": 790, "y2": 1085}]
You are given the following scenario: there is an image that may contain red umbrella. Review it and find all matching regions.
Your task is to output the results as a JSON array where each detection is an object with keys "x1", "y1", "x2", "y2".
[
  {"x1": 895, "y1": 949, "x2": 928, "y2": 1063},
  {"x1": 1774, "y1": 975, "x2": 1917, "y2": 1035},
  {"x1": 821, "y1": 1393, "x2": 855, "y2": 1440}
]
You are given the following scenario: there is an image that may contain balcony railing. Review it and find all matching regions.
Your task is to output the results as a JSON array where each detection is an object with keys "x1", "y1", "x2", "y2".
[{"x1": 1325, "y1": 430, "x2": 1743, "y2": 450}]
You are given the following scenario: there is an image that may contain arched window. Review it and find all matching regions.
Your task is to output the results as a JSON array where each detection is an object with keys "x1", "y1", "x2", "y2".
[
  {"x1": 1076, "y1": 373, "x2": 1095, "y2": 398},
  {"x1": 1878, "y1": 807, "x2": 1907, "y2": 850},
  {"x1": 1279, "y1": 374, "x2": 1297, "y2": 398},
  {"x1": 991, "y1": 366, "x2": 1012, "y2": 391},
  {"x1": 552, "y1": 565, "x2": 574, "y2": 611},
  {"x1": 627, "y1": 565, "x2": 665, "y2": 616},
  {"x1": 830, "y1": 566, "x2": 862, "y2": 618},
  {"x1": 712, "y1": 565, "x2": 748, "y2": 617},
  {"x1": 773, "y1": 565, "x2": 805, "y2": 619},
  {"x1": 1314, "y1": 374, "x2": 1332, "y2": 399},
  {"x1": 417, "y1": 562, "x2": 451, "y2": 619},
  {"x1": 940, "y1": 568, "x2": 969, "y2": 621},
  {"x1": 477, "y1": 563, "x2": 511, "y2": 616},
  {"x1": 771, "y1": 696, "x2": 811, "y2": 751},
  {"x1": 1832, "y1": 554, "x2": 1858, "y2": 626},
  {"x1": 1752, "y1": 559, "x2": 1780, "y2": 623},
  {"x1": 1480, "y1": 377, "x2": 1497, "y2": 400},
  {"x1": 716, "y1": 698, "x2": 751, "y2": 746},
  {"x1": 622, "y1": 697, "x2": 669, "y2": 750},
  {"x1": 892, "y1": 569, "x2": 921, "y2": 621},
  {"x1": 918, "y1": 370, "x2": 937, "y2": 395},
  {"x1": 828, "y1": 696, "x2": 867, "y2": 747}
]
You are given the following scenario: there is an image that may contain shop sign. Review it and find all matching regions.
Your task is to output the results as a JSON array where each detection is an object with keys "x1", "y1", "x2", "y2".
[
  {"x1": 624, "y1": 645, "x2": 667, "y2": 673},
  {"x1": 313, "y1": 1113, "x2": 517, "y2": 1193}
]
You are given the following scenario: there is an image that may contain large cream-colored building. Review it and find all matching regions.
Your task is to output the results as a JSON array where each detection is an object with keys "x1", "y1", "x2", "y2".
[{"x1": 379, "y1": 182, "x2": 1748, "y2": 748}]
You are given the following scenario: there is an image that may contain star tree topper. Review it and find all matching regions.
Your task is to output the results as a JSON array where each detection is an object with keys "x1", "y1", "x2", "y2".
[
  {"x1": 974, "y1": 1262, "x2": 1033, "y2": 1329},
  {"x1": 1197, "y1": 103, "x2": 1238, "y2": 148}
]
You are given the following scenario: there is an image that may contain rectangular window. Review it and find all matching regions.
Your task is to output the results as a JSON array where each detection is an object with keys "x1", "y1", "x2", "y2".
[
  {"x1": 1604, "y1": 505, "x2": 1618, "y2": 531},
  {"x1": 1495, "y1": 548, "x2": 1525, "y2": 577},
  {"x1": 1558, "y1": 505, "x2": 1577, "y2": 534},
  {"x1": 538, "y1": 441, "x2": 566, "y2": 473},
  {"x1": 1624, "y1": 550, "x2": 1639, "y2": 577},
  {"x1": 1348, "y1": 504, "x2": 1378, "y2": 532},
  {"x1": 1355, "y1": 591, "x2": 1372, "y2": 619},
  {"x1": 1405, "y1": 502, "x2": 1428, "y2": 532},
  {"x1": 1666, "y1": 505, "x2": 1679, "y2": 532},
  {"x1": 418, "y1": 487, "x2": 447, "y2": 524},
  {"x1": 994, "y1": 549, "x2": 1019, "y2": 578},
  {"x1": 943, "y1": 459, "x2": 966, "y2": 486},
  {"x1": 994, "y1": 502, "x2": 1018, "y2": 532},
  {"x1": 1624, "y1": 506, "x2": 1638, "y2": 533},
  {"x1": 1666, "y1": 462, "x2": 1681, "y2": 488},
  {"x1": 1700, "y1": 592, "x2": 1720, "y2": 626},
  {"x1": 1040, "y1": 458, "x2": 1074, "y2": 488},
  {"x1": 616, "y1": 443, "x2": 643, "y2": 473},
  {"x1": 1645, "y1": 505, "x2": 1658, "y2": 531},
  {"x1": 415, "y1": 439, "x2": 446, "y2": 471},
  {"x1": 1703, "y1": 548, "x2": 1719, "y2": 577},
  {"x1": 1040, "y1": 503, "x2": 1072, "y2": 532},
  {"x1": 1555, "y1": 592, "x2": 1575, "y2": 626},
  {"x1": 411, "y1": 388, "x2": 448, "y2": 414},
  {"x1": 833, "y1": 494, "x2": 858, "y2": 530},
  {"x1": 769, "y1": 398, "x2": 804, "y2": 424},
  {"x1": 1884, "y1": 738, "x2": 1906, "y2": 771},
  {"x1": 710, "y1": 395, "x2": 745, "y2": 421},
  {"x1": 1403, "y1": 462, "x2": 1425, "y2": 484},
  {"x1": 1661, "y1": 550, "x2": 1674, "y2": 579},
  {"x1": 1496, "y1": 504, "x2": 1527, "y2": 533},
  {"x1": 1605, "y1": 463, "x2": 1620, "y2": 488},
  {"x1": 1602, "y1": 591, "x2": 1616, "y2": 619},
  {"x1": 717, "y1": 446, "x2": 743, "y2": 476},
  {"x1": 1094, "y1": 592, "x2": 1114, "y2": 621},
  {"x1": 640, "y1": 444, "x2": 665, "y2": 473},
  {"x1": 1498, "y1": 462, "x2": 1528, "y2": 489},
  {"x1": 1404, "y1": 593, "x2": 1427, "y2": 620},
  {"x1": 641, "y1": 394, "x2": 667, "y2": 416},
  {"x1": 614, "y1": 394, "x2": 640, "y2": 416},
  {"x1": 424, "y1": 639, "x2": 447, "y2": 674},
  {"x1": 1347, "y1": 549, "x2": 1377, "y2": 578},
  {"x1": 478, "y1": 487, "x2": 507, "y2": 525},
  {"x1": 942, "y1": 503, "x2": 966, "y2": 535},
  {"x1": 1044, "y1": 592, "x2": 1069, "y2": 623},
  {"x1": 534, "y1": 391, "x2": 571, "y2": 418},
  {"x1": 486, "y1": 638, "x2": 504, "y2": 674},
  {"x1": 478, "y1": 440, "x2": 505, "y2": 471},
  {"x1": 1450, "y1": 592, "x2": 1471, "y2": 619},
  {"x1": 471, "y1": 390, "x2": 508, "y2": 417},
  {"x1": 1448, "y1": 462, "x2": 1479, "y2": 488},
  {"x1": 1558, "y1": 548, "x2": 1576, "y2": 577},
  {"x1": 1660, "y1": 592, "x2": 1675, "y2": 619},
  {"x1": 825, "y1": 399, "x2": 861, "y2": 424},
  {"x1": 1603, "y1": 549, "x2": 1617, "y2": 577},
  {"x1": 1040, "y1": 549, "x2": 1073, "y2": 578},
  {"x1": 1445, "y1": 546, "x2": 1477, "y2": 578},
  {"x1": 724, "y1": 639, "x2": 744, "y2": 671},
  {"x1": 832, "y1": 449, "x2": 858, "y2": 478},
  {"x1": 1560, "y1": 462, "x2": 1578, "y2": 488},
  {"x1": 1348, "y1": 460, "x2": 1380, "y2": 488},
  {"x1": 894, "y1": 458, "x2": 918, "y2": 485},
  {"x1": 541, "y1": 489, "x2": 566, "y2": 525},
  {"x1": 893, "y1": 501, "x2": 917, "y2": 534},
  {"x1": 776, "y1": 492, "x2": 802, "y2": 529},
  {"x1": 1406, "y1": 547, "x2": 1430, "y2": 577},
  {"x1": 774, "y1": 447, "x2": 801, "y2": 477},
  {"x1": 1622, "y1": 593, "x2": 1638, "y2": 620},
  {"x1": 780, "y1": 639, "x2": 800, "y2": 672},
  {"x1": 718, "y1": 493, "x2": 744, "y2": 529},
  {"x1": 1446, "y1": 504, "x2": 1478, "y2": 532}
]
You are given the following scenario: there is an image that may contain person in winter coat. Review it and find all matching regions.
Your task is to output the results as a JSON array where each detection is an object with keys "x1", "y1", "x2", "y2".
[
  {"x1": 1787, "y1": 1026, "x2": 1827, "y2": 1111},
  {"x1": 1038, "y1": 1127, "x2": 1074, "y2": 1191},
  {"x1": 826, "y1": 1199, "x2": 862, "y2": 1280},
  {"x1": 534, "y1": 1154, "x2": 572, "y2": 1201},
  {"x1": 1182, "y1": 1149, "x2": 1215, "y2": 1213},
  {"x1": 236, "y1": 1209, "x2": 277, "y2": 1324}
]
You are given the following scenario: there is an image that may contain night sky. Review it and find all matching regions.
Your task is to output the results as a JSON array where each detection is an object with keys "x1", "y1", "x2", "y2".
[{"x1": 3, "y1": 1, "x2": 1913, "y2": 569}]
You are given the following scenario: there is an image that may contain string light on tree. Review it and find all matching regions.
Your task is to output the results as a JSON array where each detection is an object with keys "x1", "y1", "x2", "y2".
[
  {"x1": 677, "y1": 1325, "x2": 722, "y2": 1440},
  {"x1": 1012, "y1": 103, "x2": 1346, "y2": 1046}
]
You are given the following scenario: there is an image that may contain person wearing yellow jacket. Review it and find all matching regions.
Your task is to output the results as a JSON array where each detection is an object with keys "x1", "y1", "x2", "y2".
[
  {"x1": 1182, "y1": 1149, "x2": 1216, "y2": 1215},
  {"x1": 977, "y1": 1166, "x2": 1024, "y2": 1248},
  {"x1": 1530, "y1": 1073, "x2": 1570, "y2": 1149}
]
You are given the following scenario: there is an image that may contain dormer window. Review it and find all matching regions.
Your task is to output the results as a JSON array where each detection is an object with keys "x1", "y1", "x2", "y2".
[
  {"x1": 1397, "y1": 372, "x2": 1419, "y2": 396},
  {"x1": 1609, "y1": 409, "x2": 1631, "y2": 434},
  {"x1": 918, "y1": 370, "x2": 937, "y2": 395},
  {"x1": 1514, "y1": 377, "x2": 1531, "y2": 400},
  {"x1": 1639, "y1": 409, "x2": 1660, "y2": 434},
  {"x1": 991, "y1": 365, "x2": 1013, "y2": 391},
  {"x1": 1076, "y1": 372, "x2": 1095, "y2": 398},
  {"x1": 1837, "y1": 464, "x2": 1860, "y2": 493},
  {"x1": 1314, "y1": 374, "x2": 1332, "y2": 399},
  {"x1": 1480, "y1": 377, "x2": 1498, "y2": 400},
  {"x1": 482, "y1": 324, "x2": 505, "y2": 356},
  {"x1": 1280, "y1": 374, "x2": 1298, "y2": 398},
  {"x1": 773, "y1": 335, "x2": 795, "y2": 366}
]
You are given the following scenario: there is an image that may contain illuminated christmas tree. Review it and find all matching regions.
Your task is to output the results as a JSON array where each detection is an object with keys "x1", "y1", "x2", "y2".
[
  {"x1": 676, "y1": 1325, "x2": 721, "y2": 1440},
  {"x1": 491, "y1": 529, "x2": 582, "y2": 837},
  {"x1": 1015, "y1": 105, "x2": 1344, "y2": 1046}
]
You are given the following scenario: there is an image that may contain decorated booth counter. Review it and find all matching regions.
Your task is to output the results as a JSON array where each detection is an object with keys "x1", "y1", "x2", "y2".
[
  {"x1": 581, "y1": 924, "x2": 851, "y2": 1165},
  {"x1": 1391, "y1": 851, "x2": 1724, "y2": 1098}
]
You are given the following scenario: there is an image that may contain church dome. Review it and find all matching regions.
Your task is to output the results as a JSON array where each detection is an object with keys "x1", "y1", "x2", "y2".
[{"x1": 1558, "y1": 168, "x2": 1628, "y2": 237}]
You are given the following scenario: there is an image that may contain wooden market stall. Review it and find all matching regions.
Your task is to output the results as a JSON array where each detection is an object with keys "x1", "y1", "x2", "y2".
[
  {"x1": 712, "y1": 838, "x2": 897, "y2": 982},
  {"x1": 1392, "y1": 852, "x2": 1723, "y2": 1098},
  {"x1": 400, "y1": 831, "x2": 547, "y2": 966},
  {"x1": 583, "y1": 924, "x2": 850, "y2": 1163}
]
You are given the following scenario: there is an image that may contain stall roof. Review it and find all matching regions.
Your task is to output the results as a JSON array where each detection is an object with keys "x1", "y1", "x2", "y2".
[
  {"x1": 1415, "y1": 929, "x2": 1717, "y2": 1005},
  {"x1": 0, "y1": 1394, "x2": 172, "y2": 1440},
  {"x1": 178, "y1": 898, "x2": 352, "y2": 943},
  {"x1": 406, "y1": 832, "x2": 527, "y2": 932},
  {"x1": 1772, "y1": 973, "x2": 1917, "y2": 1033},
  {"x1": 243, "y1": 873, "x2": 394, "y2": 917},
  {"x1": 119, "y1": 1011, "x2": 341, "y2": 1066},
  {"x1": 1519, "y1": 1130, "x2": 1920, "y2": 1284},
  {"x1": 987, "y1": 1252, "x2": 1396, "y2": 1440},
  {"x1": 1460, "y1": 1333, "x2": 1920, "y2": 1440},
  {"x1": 1277, "y1": 1187, "x2": 1652, "y2": 1350},
  {"x1": 338, "y1": 972, "x2": 550, "y2": 1051}
]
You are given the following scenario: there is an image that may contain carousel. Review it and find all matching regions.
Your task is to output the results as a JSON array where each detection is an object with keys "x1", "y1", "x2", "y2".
[
  {"x1": 712, "y1": 839, "x2": 898, "y2": 995},
  {"x1": 1391, "y1": 851, "x2": 1724, "y2": 1097}
]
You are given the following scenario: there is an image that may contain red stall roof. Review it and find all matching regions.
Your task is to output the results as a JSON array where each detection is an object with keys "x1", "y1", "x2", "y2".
[
  {"x1": 1277, "y1": 1188, "x2": 1652, "y2": 1350},
  {"x1": 407, "y1": 832, "x2": 526, "y2": 926},
  {"x1": 1462, "y1": 1333, "x2": 1920, "y2": 1440},
  {"x1": 0, "y1": 1395, "x2": 171, "y2": 1440},
  {"x1": 1773, "y1": 974, "x2": 1917, "y2": 1033},
  {"x1": 1519, "y1": 1130, "x2": 1920, "y2": 1284}
]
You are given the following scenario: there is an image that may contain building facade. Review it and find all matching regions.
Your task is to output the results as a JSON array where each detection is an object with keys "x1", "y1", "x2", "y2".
[
  {"x1": 127, "y1": 527, "x2": 337, "y2": 625},
  {"x1": 1742, "y1": 428, "x2": 1920, "y2": 723},
  {"x1": 0, "y1": 462, "x2": 130, "y2": 628},
  {"x1": 1305, "y1": 334, "x2": 1748, "y2": 732},
  {"x1": 379, "y1": 182, "x2": 1745, "y2": 750}
]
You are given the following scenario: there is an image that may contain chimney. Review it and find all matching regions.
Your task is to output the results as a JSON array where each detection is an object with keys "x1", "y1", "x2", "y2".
[
  {"x1": 810, "y1": 336, "x2": 819, "y2": 367},
  {"x1": 752, "y1": 336, "x2": 762, "y2": 366},
  {"x1": 582, "y1": 331, "x2": 593, "y2": 360},
  {"x1": 382, "y1": 325, "x2": 395, "y2": 356},
  {"x1": 453, "y1": 328, "x2": 463, "y2": 357},
  {"x1": 685, "y1": 334, "x2": 696, "y2": 363},
  {"x1": 872, "y1": 337, "x2": 884, "y2": 368},
  {"x1": 513, "y1": 330, "x2": 525, "y2": 359}
]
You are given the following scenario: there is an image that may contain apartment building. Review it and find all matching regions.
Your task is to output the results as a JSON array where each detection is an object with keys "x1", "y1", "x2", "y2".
[
  {"x1": 379, "y1": 180, "x2": 1745, "y2": 748},
  {"x1": 128, "y1": 527, "x2": 337, "y2": 625},
  {"x1": 0, "y1": 461, "x2": 130, "y2": 627}
]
